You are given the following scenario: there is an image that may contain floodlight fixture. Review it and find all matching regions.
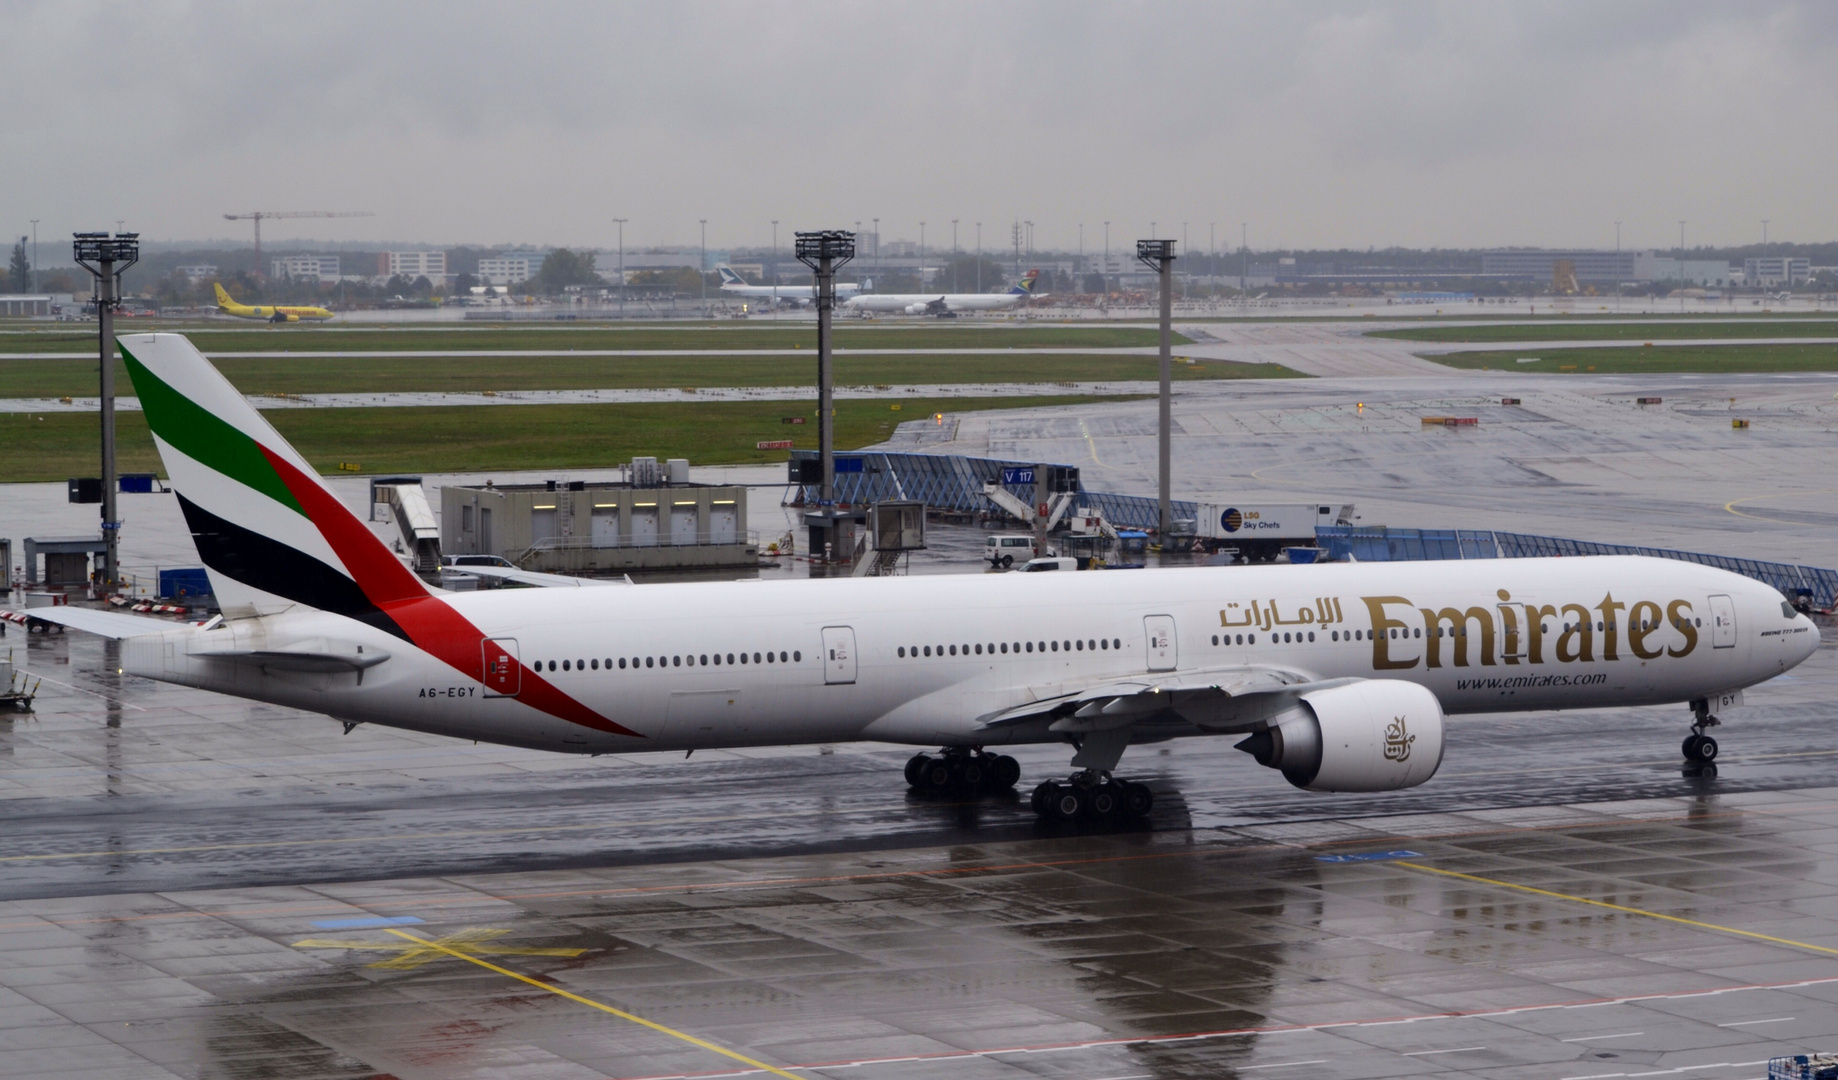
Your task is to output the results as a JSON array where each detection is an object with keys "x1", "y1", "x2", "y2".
[{"x1": 795, "y1": 230, "x2": 855, "y2": 271}]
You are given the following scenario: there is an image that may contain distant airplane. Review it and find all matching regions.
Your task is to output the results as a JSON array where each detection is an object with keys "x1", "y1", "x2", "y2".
[
  {"x1": 843, "y1": 269, "x2": 1042, "y2": 316},
  {"x1": 214, "y1": 282, "x2": 333, "y2": 323},
  {"x1": 715, "y1": 266, "x2": 861, "y2": 308}
]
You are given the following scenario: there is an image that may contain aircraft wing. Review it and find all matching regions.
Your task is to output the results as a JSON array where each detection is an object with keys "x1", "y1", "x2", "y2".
[
  {"x1": 2, "y1": 606, "x2": 186, "y2": 639},
  {"x1": 976, "y1": 664, "x2": 1351, "y2": 734},
  {"x1": 447, "y1": 565, "x2": 629, "y2": 588}
]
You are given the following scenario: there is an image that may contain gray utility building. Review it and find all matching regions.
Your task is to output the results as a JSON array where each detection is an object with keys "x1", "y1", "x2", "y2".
[{"x1": 441, "y1": 463, "x2": 756, "y2": 573}]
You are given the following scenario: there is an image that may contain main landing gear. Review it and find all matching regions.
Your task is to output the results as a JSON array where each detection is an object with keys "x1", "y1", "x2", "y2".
[
  {"x1": 1030, "y1": 771, "x2": 1153, "y2": 822},
  {"x1": 905, "y1": 748, "x2": 1021, "y2": 794},
  {"x1": 1683, "y1": 698, "x2": 1721, "y2": 765}
]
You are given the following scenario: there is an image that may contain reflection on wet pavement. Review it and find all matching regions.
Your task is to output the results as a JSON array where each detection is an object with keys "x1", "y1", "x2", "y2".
[{"x1": 2, "y1": 623, "x2": 1836, "y2": 1077}]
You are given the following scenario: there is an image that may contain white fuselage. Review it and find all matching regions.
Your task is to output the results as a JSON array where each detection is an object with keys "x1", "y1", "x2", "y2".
[
  {"x1": 843, "y1": 291, "x2": 1028, "y2": 314},
  {"x1": 120, "y1": 557, "x2": 1819, "y2": 759},
  {"x1": 719, "y1": 281, "x2": 861, "y2": 304}
]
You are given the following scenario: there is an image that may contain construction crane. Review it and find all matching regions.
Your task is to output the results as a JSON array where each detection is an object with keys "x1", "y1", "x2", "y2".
[{"x1": 223, "y1": 210, "x2": 375, "y2": 261}]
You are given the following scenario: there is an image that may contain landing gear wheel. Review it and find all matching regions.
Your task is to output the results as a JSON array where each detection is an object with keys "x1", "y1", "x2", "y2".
[
  {"x1": 904, "y1": 753, "x2": 931, "y2": 787},
  {"x1": 1121, "y1": 782, "x2": 1153, "y2": 818},
  {"x1": 1048, "y1": 785, "x2": 1084, "y2": 822},
  {"x1": 921, "y1": 759, "x2": 955, "y2": 791},
  {"x1": 1031, "y1": 780, "x2": 1058, "y2": 815},
  {"x1": 991, "y1": 755, "x2": 1021, "y2": 791},
  {"x1": 1088, "y1": 782, "x2": 1120, "y2": 817},
  {"x1": 958, "y1": 757, "x2": 985, "y2": 788},
  {"x1": 1683, "y1": 734, "x2": 1718, "y2": 764}
]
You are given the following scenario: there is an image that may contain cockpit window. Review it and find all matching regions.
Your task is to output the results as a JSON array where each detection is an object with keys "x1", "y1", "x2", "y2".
[{"x1": 1783, "y1": 600, "x2": 1799, "y2": 618}]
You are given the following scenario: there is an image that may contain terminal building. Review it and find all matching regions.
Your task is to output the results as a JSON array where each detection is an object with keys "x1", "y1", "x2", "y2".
[
  {"x1": 439, "y1": 459, "x2": 757, "y2": 574},
  {"x1": 1480, "y1": 249, "x2": 1644, "y2": 284}
]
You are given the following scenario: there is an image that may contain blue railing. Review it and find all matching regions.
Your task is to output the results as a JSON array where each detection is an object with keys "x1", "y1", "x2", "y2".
[{"x1": 1317, "y1": 525, "x2": 1838, "y2": 609}]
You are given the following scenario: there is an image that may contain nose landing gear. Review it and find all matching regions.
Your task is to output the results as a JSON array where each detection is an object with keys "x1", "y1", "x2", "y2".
[
  {"x1": 905, "y1": 748, "x2": 1021, "y2": 793},
  {"x1": 1683, "y1": 698, "x2": 1721, "y2": 764},
  {"x1": 1030, "y1": 771, "x2": 1153, "y2": 822}
]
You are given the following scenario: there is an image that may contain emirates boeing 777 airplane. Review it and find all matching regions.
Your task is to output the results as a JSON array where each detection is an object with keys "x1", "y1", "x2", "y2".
[{"x1": 25, "y1": 334, "x2": 1821, "y2": 820}]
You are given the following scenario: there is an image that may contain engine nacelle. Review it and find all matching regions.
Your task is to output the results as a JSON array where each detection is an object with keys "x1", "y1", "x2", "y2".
[
  {"x1": 904, "y1": 303, "x2": 930, "y2": 315},
  {"x1": 1234, "y1": 680, "x2": 1444, "y2": 792}
]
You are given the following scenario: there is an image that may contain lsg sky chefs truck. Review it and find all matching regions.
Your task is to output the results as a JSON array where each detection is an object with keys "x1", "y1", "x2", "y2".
[{"x1": 1191, "y1": 503, "x2": 1356, "y2": 562}]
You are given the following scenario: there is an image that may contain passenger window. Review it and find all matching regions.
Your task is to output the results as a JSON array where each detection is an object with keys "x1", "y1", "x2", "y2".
[
  {"x1": 793, "y1": 651, "x2": 800, "y2": 662},
  {"x1": 618, "y1": 658, "x2": 626, "y2": 669},
  {"x1": 1025, "y1": 642, "x2": 1033, "y2": 653},
  {"x1": 754, "y1": 652, "x2": 762, "y2": 663},
  {"x1": 1000, "y1": 642, "x2": 1008, "y2": 653},
  {"x1": 924, "y1": 646, "x2": 931, "y2": 656},
  {"x1": 577, "y1": 659, "x2": 584, "y2": 669},
  {"x1": 1050, "y1": 641, "x2": 1058, "y2": 652},
  {"x1": 1113, "y1": 638, "x2": 1121, "y2": 649},
  {"x1": 1249, "y1": 634, "x2": 1256, "y2": 644},
  {"x1": 898, "y1": 647, "x2": 905, "y2": 658},
  {"x1": 699, "y1": 655, "x2": 707, "y2": 665},
  {"x1": 974, "y1": 643, "x2": 982, "y2": 655},
  {"x1": 1100, "y1": 639, "x2": 1108, "y2": 650},
  {"x1": 1307, "y1": 632, "x2": 1315, "y2": 642},
  {"x1": 645, "y1": 657, "x2": 654, "y2": 668},
  {"x1": 591, "y1": 659, "x2": 599, "y2": 670},
  {"x1": 948, "y1": 645, "x2": 956, "y2": 656}
]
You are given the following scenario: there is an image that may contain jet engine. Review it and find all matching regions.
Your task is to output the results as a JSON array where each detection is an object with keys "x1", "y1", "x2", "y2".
[
  {"x1": 904, "y1": 303, "x2": 931, "y2": 315},
  {"x1": 1234, "y1": 680, "x2": 1444, "y2": 792}
]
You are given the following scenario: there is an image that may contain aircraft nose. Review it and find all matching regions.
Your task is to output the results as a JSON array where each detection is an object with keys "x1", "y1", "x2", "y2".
[{"x1": 1795, "y1": 613, "x2": 1823, "y2": 664}]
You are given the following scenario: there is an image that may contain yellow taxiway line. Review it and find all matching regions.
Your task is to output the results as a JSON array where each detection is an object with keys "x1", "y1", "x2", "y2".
[
  {"x1": 382, "y1": 928, "x2": 802, "y2": 1079},
  {"x1": 1395, "y1": 861, "x2": 1838, "y2": 958}
]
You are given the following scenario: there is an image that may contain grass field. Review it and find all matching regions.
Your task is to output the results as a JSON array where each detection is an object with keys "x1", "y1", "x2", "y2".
[
  {"x1": 0, "y1": 395, "x2": 1132, "y2": 483},
  {"x1": 0, "y1": 353, "x2": 1299, "y2": 398},
  {"x1": 1425, "y1": 343, "x2": 1838, "y2": 374},
  {"x1": 0, "y1": 324, "x2": 1187, "y2": 354},
  {"x1": 1372, "y1": 321, "x2": 1838, "y2": 343}
]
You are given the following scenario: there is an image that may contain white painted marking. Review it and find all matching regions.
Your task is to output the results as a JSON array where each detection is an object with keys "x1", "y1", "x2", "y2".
[
  {"x1": 1240, "y1": 1062, "x2": 1328, "y2": 1072},
  {"x1": 1561, "y1": 1031, "x2": 1645, "y2": 1042},
  {"x1": 1715, "y1": 1017, "x2": 1793, "y2": 1027}
]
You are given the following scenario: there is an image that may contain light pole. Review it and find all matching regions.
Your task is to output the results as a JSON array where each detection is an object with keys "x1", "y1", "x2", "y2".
[
  {"x1": 1137, "y1": 239, "x2": 1176, "y2": 537},
  {"x1": 29, "y1": 220, "x2": 39, "y2": 291},
  {"x1": 699, "y1": 219, "x2": 707, "y2": 307},
  {"x1": 1678, "y1": 220, "x2": 1687, "y2": 310},
  {"x1": 72, "y1": 231, "x2": 139, "y2": 594},
  {"x1": 919, "y1": 222, "x2": 926, "y2": 285},
  {"x1": 795, "y1": 230, "x2": 855, "y2": 560},
  {"x1": 872, "y1": 218, "x2": 879, "y2": 278},
  {"x1": 1762, "y1": 219, "x2": 1769, "y2": 246},
  {"x1": 951, "y1": 220, "x2": 958, "y2": 292},
  {"x1": 771, "y1": 219, "x2": 779, "y2": 311},
  {"x1": 976, "y1": 222, "x2": 982, "y2": 292},
  {"x1": 613, "y1": 218, "x2": 627, "y2": 318},
  {"x1": 1240, "y1": 222, "x2": 1247, "y2": 297}
]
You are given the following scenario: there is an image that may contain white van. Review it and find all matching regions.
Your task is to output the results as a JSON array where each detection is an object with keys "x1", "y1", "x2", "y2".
[{"x1": 985, "y1": 534, "x2": 1036, "y2": 568}]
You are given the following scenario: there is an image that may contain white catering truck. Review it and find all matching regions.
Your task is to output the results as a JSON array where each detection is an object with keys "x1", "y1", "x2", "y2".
[{"x1": 1192, "y1": 503, "x2": 1355, "y2": 562}]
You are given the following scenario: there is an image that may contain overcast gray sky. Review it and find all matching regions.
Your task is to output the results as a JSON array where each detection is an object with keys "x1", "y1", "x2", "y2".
[{"x1": 7, "y1": 1, "x2": 1834, "y2": 254}]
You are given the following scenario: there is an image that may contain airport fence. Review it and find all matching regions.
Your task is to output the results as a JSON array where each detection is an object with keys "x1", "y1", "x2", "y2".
[{"x1": 1316, "y1": 526, "x2": 1838, "y2": 609}]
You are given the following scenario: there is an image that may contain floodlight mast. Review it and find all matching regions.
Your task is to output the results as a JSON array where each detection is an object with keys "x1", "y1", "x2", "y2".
[
  {"x1": 795, "y1": 231, "x2": 855, "y2": 518},
  {"x1": 72, "y1": 231, "x2": 140, "y2": 592},
  {"x1": 1136, "y1": 239, "x2": 1177, "y2": 537}
]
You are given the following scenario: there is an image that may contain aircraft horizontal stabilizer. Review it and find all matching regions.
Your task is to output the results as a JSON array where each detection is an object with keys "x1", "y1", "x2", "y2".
[
  {"x1": 446, "y1": 566, "x2": 629, "y2": 588},
  {"x1": 192, "y1": 648, "x2": 391, "y2": 673},
  {"x1": 4, "y1": 606, "x2": 186, "y2": 639}
]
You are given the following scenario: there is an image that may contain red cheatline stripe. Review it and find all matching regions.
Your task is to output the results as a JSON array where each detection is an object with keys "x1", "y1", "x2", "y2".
[{"x1": 259, "y1": 446, "x2": 639, "y2": 738}]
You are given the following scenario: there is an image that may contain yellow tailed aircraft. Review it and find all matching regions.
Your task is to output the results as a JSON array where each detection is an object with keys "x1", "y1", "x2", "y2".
[{"x1": 214, "y1": 283, "x2": 333, "y2": 322}]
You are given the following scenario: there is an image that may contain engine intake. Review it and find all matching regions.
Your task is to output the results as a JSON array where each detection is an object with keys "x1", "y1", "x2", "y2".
[{"x1": 1235, "y1": 680, "x2": 1444, "y2": 792}]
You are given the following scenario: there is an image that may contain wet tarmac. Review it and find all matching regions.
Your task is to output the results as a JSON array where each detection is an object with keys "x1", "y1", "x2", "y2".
[{"x1": 3, "y1": 620, "x2": 1838, "y2": 1078}]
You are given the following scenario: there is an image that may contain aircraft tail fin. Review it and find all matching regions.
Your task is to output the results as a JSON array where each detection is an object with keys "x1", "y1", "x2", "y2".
[
  {"x1": 715, "y1": 265, "x2": 745, "y2": 286},
  {"x1": 1009, "y1": 269, "x2": 1042, "y2": 296},
  {"x1": 212, "y1": 282, "x2": 235, "y2": 307},
  {"x1": 117, "y1": 333, "x2": 433, "y2": 627}
]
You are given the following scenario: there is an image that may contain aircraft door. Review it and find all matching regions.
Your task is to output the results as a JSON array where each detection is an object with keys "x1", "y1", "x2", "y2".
[
  {"x1": 1708, "y1": 594, "x2": 1737, "y2": 648},
  {"x1": 822, "y1": 626, "x2": 857, "y2": 685},
  {"x1": 1144, "y1": 615, "x2": 1177, "y2": 672},
  {"x1": 481, "y1": 637, "x2": 520, "y2": 697}
]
